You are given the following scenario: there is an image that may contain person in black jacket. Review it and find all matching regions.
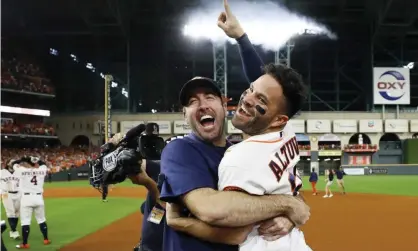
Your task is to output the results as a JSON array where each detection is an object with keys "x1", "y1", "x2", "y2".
[{"x1": 323, "y1": 169, "x2": 334, "y2": 198}]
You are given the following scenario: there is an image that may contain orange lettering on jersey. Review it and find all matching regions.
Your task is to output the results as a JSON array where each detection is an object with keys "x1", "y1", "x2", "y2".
[
  {"x1": 223, "y1": 186, "x2": 248, "y2": 193},
  {"x1": 268, "y1": 136, "x2": 299, "y2": 183}
]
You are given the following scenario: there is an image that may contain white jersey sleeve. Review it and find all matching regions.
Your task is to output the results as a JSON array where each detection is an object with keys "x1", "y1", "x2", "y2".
[
  {"x1": 219, "y1": 130, "x2": 302, "y2": 197},
  {"x1": 218, "y1": 144, "x2": 277, "y2": 195}
]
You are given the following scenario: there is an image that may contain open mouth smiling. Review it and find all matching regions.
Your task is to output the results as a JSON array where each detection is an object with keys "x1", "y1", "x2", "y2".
[{"x1": 199, "y1": 114, "x2": 215, "y2": 128}]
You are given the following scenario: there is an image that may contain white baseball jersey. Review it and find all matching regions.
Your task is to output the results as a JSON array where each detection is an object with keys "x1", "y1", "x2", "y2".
[
  {"x1": 0, "y1": 169, "x2": 20, "y2": 194},
  {"x1": 219, "y1": 126, "x2": 302, "y2": 195},
  {"x1": 14, "y1": 164, "x2": 48, "y2": 193},
  {"x1": 219, "y1": 125, "x2": 311, "y2": 251}
]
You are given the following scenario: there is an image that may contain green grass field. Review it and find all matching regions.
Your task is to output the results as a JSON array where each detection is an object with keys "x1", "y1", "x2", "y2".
[
  {"x1": 1, "y1": 180, "x2": 143, "y2": 251},
  {"x1": 300, "y1": 175, "x2": 418, "y2": 196},
  {"x1": 1, "y1": 176, "x2": 418, "y2": 250}
]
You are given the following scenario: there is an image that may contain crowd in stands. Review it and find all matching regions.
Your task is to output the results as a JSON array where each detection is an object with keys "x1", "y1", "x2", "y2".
[
  {"x1": 344, "y1": 144, "x2": 378, "y2": 152},
  {"x1": 298, "y1": 145, "x2": 311, "y2": 150},
  {"x1": 1, "y1": 120, "x2": 56, "y2": 136},
  {"x1": 1, "y1": 146, "x2": 99, "y2": 173},
  {"x1": 318, "y1": 144, "x2": 341, "y2": 150},
  {"x1": 1, "y1": 51, "x2": 54, "y2": 94}
]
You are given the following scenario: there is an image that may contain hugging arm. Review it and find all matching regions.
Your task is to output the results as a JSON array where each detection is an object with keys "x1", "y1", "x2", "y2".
[
  {"x1": 160, "y1": 140, "x2": 308, "y2": 228},
  {"x1": 167, "y1": 212, "x2": 253, "y2": 245}
]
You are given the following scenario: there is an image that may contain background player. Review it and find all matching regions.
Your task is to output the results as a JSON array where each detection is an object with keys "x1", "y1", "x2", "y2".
[
  {"x1": 309, "y1": 168, "x2": 318, "y2": 195},
  {"x1": 336, "y1": 166, "x2": 346, "y2": 194},
  {"x1": 323, "y1": 169, "x2": 334, "y2": 198},
  {"x1": 12, "y1": 157, "x2": 51, "y2": 249},
  {"x1": 1, "y1": 159, "x2": 21, "y2": 240}
]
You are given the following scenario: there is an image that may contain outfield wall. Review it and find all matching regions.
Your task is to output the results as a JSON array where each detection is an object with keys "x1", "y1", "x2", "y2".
[
  {"x1": 342, "y1": 165, "x2": 418, "y2": 175},
  {"x1": 47, "y1": 163, "x2": 418, "y2": 182},
  {"x1": 46, "y1": 164, "x2": 90, "y2": 182}
]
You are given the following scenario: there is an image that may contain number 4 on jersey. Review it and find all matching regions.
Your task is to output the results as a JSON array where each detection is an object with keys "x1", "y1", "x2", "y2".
[{"x1": 31, "y1": 176, "x2": 38, "y2": 186}]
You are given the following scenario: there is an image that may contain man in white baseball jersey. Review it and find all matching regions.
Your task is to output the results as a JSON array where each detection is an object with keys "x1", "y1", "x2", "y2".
[
  {"x1": 218, "y1": 121, "x2": 309, "y2": 251},
  {"x1": 1, "y1": 160, "x2": 21, "y2": 240},
  {"x1": 166, "y1": 64, "x2": 311, "y2": 251},
  {"x1": 12, "y1": 157, "x2": 51, "y2": 249}
]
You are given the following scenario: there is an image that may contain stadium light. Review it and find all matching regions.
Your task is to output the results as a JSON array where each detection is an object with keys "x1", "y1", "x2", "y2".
[
  {"x1": 403, "y1": 62, "x2": 414, "y2": 69},
  {"x1": 70, "y1": 54, "x2": 78, "y2": 62},
  {"x1": 182, "y1": 1, "x2": 336, "y2": 51},
  {"x1": 121, "y1": 88, "x2": 129, "y2": 98},
  {"x1": 55, "y1": 49, "x2": 129, "y2": 100},
  {"x1": 49, "y1": 48, "x2": 58, "y2": 56}
]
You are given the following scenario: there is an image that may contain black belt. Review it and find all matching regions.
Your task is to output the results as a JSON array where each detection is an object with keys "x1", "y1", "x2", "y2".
[
  {"x1": 8, "y1": 191, "x2": 18, "y2": 194},
  {"x1": 24, "y1": 193, "x2": 42, "y2": 195}
]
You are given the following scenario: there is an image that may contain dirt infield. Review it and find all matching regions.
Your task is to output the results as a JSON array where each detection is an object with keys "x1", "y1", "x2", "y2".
[{"x1": 47, "y1": 187, "x2": 418, "y2": 251}]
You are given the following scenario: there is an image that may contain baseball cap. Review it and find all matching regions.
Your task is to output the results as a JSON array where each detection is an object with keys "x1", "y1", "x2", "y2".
[{"x1": 179, "y1": 77, "x2": 223, "y2": 106}]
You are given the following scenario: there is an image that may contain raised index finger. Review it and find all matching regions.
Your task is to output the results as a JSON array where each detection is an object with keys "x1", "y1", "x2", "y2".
[{"x1": 223, "y1": 0, "x2": 232, "y2": 16}]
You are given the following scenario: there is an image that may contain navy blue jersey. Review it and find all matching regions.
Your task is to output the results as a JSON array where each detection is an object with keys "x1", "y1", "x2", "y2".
[
  {"x1": 140, "y1": 160, "x2": 163, "y2": 251},
  {"x1": 336, "y1": 170, "x2": 345, "y2": 180},
  {"x1": 309, "y1": 172, "x2": 318, "y2": 182},
  {"x1": 160, "y1": 133, "x2": 237, "y2": 251}
]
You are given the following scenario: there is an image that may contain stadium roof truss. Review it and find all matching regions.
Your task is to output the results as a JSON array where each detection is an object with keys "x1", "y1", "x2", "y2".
[
  {"x1": 3, "y1": 0, "x2": 418, "y2": 111},
  {"x1": 273, "y1": 0, "x2": 418, "y2": 111}
]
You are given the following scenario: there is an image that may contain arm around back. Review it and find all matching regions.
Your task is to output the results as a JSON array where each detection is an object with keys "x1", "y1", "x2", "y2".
[{"x1": 160, "y1": 139, "x2": 310, "y2": 227}]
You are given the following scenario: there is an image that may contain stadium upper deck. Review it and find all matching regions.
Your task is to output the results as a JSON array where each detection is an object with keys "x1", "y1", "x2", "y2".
[{"x1": 1, "y1": 0, "x2": 417, "y2": 113}]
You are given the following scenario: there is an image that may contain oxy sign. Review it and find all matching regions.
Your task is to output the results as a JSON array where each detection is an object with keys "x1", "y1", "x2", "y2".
[{"x1": 373, "y1": 67, "x2": 410, "y2": 105}]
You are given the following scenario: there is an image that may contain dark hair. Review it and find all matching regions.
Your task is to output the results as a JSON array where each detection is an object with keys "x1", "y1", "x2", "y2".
[{"x1": 263, "y1": 63, "x2": 307, "y2": 118}]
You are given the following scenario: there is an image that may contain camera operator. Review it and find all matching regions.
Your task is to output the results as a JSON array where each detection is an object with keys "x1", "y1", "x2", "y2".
[
  {"x1": 134, "y1": 159, "x2": 163, "y2": 251},
  {"x1": 91, "y1": 123, "x2": 166, "y2": 251},
  {"x1": 89, "y1": 124, "x2": 162, "y2": 207},
  {"x1": 139, "y1": 123, "x2": 165, "y2": 160},
  {"x1": 133, "y1": 123, "x2": 166, "y2": 251}
]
